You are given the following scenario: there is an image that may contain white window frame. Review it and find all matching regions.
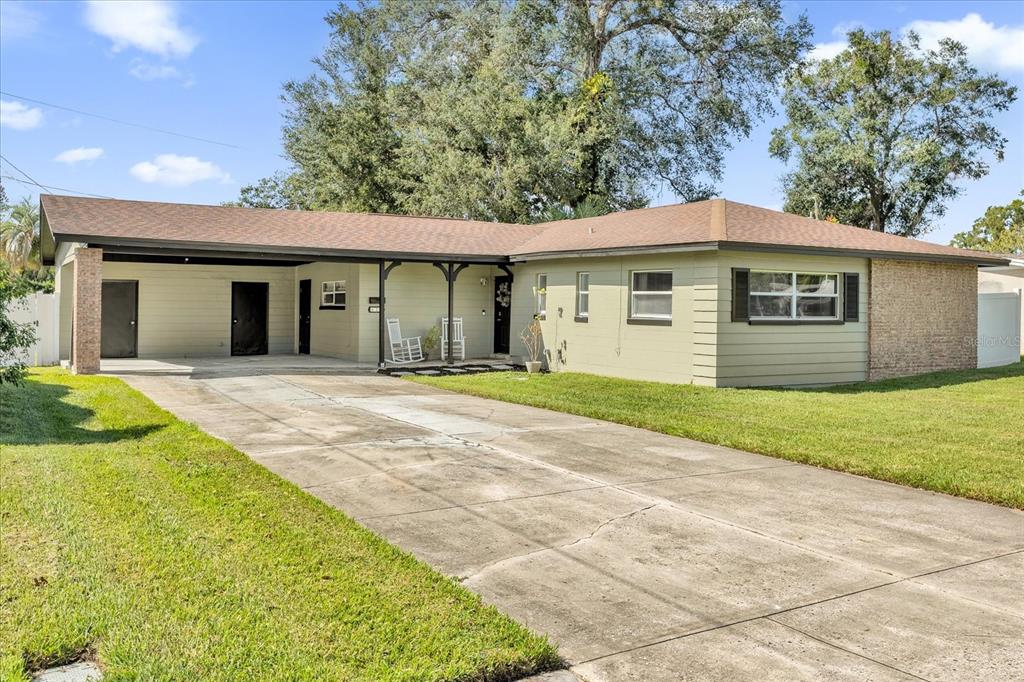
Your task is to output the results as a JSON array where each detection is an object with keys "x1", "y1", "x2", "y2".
[
  {"x1": 576, "y1": 272, "x2": 590, "y2": 319},
  {"x1": 321, "y1": 280, "x2": 347, "y2": 308},
  {"x1": 535, "y1": 273, "x2": 547, "y2": 318},
  {"x1": 629, "y1": 270, "x2": 673, "y2": 320},
  {"x1": 749, "y1": 271, "x2": 839, "y2": 321}
]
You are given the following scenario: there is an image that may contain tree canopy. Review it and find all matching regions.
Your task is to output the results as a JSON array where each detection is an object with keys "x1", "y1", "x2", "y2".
[
  {"x1": 240, "y1": 0, "x2": 811, "y2": 222},
  {"x1": 770, "y1": 29, "x2": 1017, "y2": 237},
  {"x1": 951, "y1": 192, "x2": 1024, "y2": 256}
]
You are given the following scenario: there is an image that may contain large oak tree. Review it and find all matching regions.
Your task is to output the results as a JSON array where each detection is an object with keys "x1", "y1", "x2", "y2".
[{"x1": 241, "y1": 0, "x2": 811, "y2": 222}]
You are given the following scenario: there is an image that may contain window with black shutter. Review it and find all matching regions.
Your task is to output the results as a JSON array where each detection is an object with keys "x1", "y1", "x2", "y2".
[
  {"x1": 844, "y1": 272, "x2": 860, "y2": 322},
  {"x1": 732, "y1": 268, "x2": 749, "y2": 322}
]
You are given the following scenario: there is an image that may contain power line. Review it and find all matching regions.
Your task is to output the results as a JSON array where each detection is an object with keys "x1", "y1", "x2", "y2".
[
  {"x1": 1, "y1": 154, "x2": 114, "y2": 199},
  {"x1": 0, "y1": 90, "x2": 242, "y2": 149},
  {"x1": 1, "y1": 175, "x2": 114, "y2": 200}
]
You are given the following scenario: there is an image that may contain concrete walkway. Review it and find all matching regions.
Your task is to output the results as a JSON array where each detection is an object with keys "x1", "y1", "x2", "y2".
[{"x1": 120, "y1": 371, "x2": 1024, "y2": 681}]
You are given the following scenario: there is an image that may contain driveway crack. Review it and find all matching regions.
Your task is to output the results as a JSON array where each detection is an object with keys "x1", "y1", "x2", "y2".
[{"x1": 461, "y1": 503, "x2": 658, "y2": 582}]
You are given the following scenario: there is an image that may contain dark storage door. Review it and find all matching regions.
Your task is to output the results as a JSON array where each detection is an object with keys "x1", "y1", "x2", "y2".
[
  {"x1": 298, "y1": 279, "x2": 311, "y2": 354},
  {"x1": 231, "y1": 282, "x2": 269, "y2": 356},
  {"x1": 101, "y1": 280, "x2": 138, "y2": 358},
  {"x1": 493, "y1": 275, "x2": 511, "y2": 354}
]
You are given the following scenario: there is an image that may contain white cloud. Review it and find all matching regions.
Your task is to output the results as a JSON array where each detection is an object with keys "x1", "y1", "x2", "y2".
[
  {"x1": 84, "y1": 1, "x2": 198, "y2": 59},
  {"x1": 130, "y1": 154, "x2": 231, "y2": 186},
  {"x1": 903, "y1": 13, "x2": 1024, "y2": 72},
  {"x1": 55, "y1": 147, "x2": 105, "y2": 164},
  {"x1": 808, "y1": 40, "x2": 848, "y2": 61},
  {"x1": 0, "y1": 100, "x2": 43, "y2": 130},
  {"x1": 128, "y1": 60, "x2": 196, "y2": 87},
  {"x1": 129, "y1": 60, "x2": 180, "y2": 80},
  {"x1": 0, "y1": 1, "x2": 42, "y2": 40}
]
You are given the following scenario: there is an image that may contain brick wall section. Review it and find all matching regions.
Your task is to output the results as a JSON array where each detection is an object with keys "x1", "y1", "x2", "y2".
[
  {"x1": 868, "y1": 259, "x2": 977, "y2": 380},
  {"x1": 72, "y1": 247, "x2": 103, "y2": 374}
]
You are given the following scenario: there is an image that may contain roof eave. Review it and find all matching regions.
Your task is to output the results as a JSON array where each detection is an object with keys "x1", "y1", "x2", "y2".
[
  {"x1": 52, "y1": 232, "x2": 512, "y2": 264},
  {"x1": 717, "y1": 240, "x2": 1011, "y2": 266},
  {"x1": 510, "y1": 240, "x2": 1008, "y2": 266}
]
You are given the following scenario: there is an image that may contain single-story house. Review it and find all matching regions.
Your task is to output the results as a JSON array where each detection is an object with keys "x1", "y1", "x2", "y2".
[{"x1": 40, "y1": 194, "x2": 1010, "y2": 387}]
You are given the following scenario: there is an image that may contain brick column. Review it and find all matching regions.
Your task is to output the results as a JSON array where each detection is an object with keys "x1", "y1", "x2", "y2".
[{"x1": 72, "y1": 247, "x2": 103, "y2": 374}]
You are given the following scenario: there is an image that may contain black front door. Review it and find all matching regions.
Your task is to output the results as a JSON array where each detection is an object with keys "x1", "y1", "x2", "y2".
[
  {"x1": 298, "y1": 279, "x2": 311, "y2": 354},
  {"x1": 493, "y1": 275, "x2": 511, "y2": 354},
  {"x1": 101, "y1": 280, "x2": 138, "y2": 358},
  {"x1": 231, "y1": 282, "x2": 269, "y2": 356}
]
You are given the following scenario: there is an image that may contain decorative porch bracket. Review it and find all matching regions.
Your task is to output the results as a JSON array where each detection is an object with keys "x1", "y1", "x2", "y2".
[{"x1": 497, "y1": 264, "x2": 514, "y2": 282}]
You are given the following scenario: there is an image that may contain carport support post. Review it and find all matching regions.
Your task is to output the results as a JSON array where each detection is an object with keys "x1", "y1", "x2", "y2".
[{"x1": 378, "y1": 260, "x2": 386, "y2": 369}]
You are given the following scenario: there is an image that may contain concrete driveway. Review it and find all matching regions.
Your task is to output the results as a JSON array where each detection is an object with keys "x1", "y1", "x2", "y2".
[{"x1": 120, "y1": 371, "x2": 1024, "y2": 681}]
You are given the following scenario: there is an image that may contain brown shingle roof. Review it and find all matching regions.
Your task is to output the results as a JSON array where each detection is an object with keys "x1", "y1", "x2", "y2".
[
  {"x1": 510, "y1": 199, "x2": 1006, "y2": 263},
  {"x1": 41, "y1": 194, "x2": 1008, "y2": 265},
  {"x1": 40, "y1": 194, "x2": 543, "y2": 260}
]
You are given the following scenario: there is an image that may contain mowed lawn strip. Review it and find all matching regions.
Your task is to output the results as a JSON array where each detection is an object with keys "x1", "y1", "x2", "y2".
[
  {"x1": 0, "y1": 369, "x2": 559, "y2": 681},
  {"x1": 410, "y1": 359, "x2": 1024, "y2": 509}
]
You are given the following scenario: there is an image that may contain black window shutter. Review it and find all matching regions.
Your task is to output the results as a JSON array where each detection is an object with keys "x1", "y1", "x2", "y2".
[
  {"x1": 843, "y1": 272, "x2": 860, "y2": 322},
  {"x1": 732, "y1": 268, "x2": 749, "y2": 322}
]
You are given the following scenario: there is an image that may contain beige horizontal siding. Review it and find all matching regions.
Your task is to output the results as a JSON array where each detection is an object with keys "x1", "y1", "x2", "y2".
[
  {"x1": 296, "y1": 262, "x2": 361, "y2": 359},
  {"x1": 101, "y1": 261, "x2": 296, "y2": 357},
  {"x1": 512, "y1": 253, "x2": 697, "y2": 384},
  {"x1": 715, "y1": 250, "x2": 869, "y2": 386}
]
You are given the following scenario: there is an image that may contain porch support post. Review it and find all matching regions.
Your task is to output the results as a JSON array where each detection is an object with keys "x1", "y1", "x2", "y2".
[
  {"x1": 71, "y1": 247, "x2": 103, "y2": 375},
  {"x1": 447, "y1": 263, "x2": 454, "y2": 365},
  {"x1": 378, "y1": 260, "x2": 386, "y2": 369}
]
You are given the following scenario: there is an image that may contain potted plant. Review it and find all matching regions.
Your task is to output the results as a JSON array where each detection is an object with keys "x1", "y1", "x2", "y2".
[
  {"x1": 422, "y1": 324, "x2": 441, "y2": 359},
  {"x1": 520, "y1": 319, "x2": 544, "y2": 374}
]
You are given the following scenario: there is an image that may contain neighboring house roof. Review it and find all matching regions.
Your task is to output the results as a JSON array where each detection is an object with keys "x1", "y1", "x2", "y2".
[{"x1": 40, "y1": 194, "x2": 1010, "y2": 266}]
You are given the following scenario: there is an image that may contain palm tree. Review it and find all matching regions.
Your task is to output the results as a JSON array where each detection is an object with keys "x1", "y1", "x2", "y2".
[
  {"x1": 1, "y1": 197, "x2": 40, "y2": 271},
  {"x1": 535, "y1": 195, "x2": 613, "y2": 223}
]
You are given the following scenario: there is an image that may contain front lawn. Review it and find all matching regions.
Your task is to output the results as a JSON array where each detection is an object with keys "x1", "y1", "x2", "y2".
[
  {"x1": 410, "y1": 360, "x2": 1024, "y2": 509},
  {"x1": 0, "y1": 369, "x2": 559, "y2": 680}
]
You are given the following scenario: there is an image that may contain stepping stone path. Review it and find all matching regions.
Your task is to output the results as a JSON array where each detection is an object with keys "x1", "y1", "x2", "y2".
[
  {"x1": 34, "y1": 662, "x2": 102, "y2": 682},
  {"x1": 415, "y1": 370, "x2": 442, "y2": 375},
  {"x1": 490, "y1": 364, "x2": 514, "y2": 370}
]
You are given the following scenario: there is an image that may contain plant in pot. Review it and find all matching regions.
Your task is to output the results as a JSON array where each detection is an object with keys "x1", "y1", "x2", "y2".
[
  {"x1": 422, "y1": 324, "x2": 441, "y2": 360},
  {"x1": 520, "y1": 318, "x2": 544, "y2": 374}
]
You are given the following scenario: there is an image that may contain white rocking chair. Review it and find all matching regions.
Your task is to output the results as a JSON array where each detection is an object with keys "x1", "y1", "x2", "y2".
[
  {"x1": 441, "y1": 317, "x2": 467, "y2": 361},
  {"x1": 387, "y1": 318, "x2": 423, "y2": 364}
]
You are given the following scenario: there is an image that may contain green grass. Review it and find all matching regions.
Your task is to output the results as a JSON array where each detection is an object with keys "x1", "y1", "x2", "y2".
[
  {"x1": 410, "y1": 360, "x2": 1024, "y2": 509},
  {"x1": 0, "y1": 369, "x2": 559, "y2": 681}
]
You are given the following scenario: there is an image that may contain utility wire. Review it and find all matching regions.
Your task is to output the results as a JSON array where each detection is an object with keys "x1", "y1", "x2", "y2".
[
  {"x1": 1, "y1": 154, "x2": 114, "y2": 199},
  {"x1": 1, "y1": 175, "x2": 114, "y2": 200},
  {"x1": 0, "y1": 90, "x2": 242, "y2": 149}
]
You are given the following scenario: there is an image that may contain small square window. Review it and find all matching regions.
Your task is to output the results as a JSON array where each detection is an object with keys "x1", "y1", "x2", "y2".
[
  {"x1": 630, "y1": 270, "x2": 672, "y2": 320},
  {"x1": 320, "y1": 280, "x2": 346, "y2": 308}
]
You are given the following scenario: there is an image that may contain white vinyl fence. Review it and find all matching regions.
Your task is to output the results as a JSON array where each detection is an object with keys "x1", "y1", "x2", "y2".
[
  {"x1": 977, "y1": 291, "x2": 1022, "y2": 369},
  {"x1": 5, "y1": 292, "x2": 59, "y2": 366}
]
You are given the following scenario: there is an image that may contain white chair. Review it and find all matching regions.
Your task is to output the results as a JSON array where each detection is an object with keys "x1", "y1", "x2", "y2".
[
  {"x1": 441, "y1": 317, "x2": 467, "y2": 361},
  {"x1": 387, "y1": 318, "x2": 423, "y2": 364}
]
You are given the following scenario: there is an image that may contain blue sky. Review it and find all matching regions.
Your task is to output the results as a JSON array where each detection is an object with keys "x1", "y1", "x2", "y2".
[{"x1": 1, "y1": 1, "x2": 1022, "y2": 246}]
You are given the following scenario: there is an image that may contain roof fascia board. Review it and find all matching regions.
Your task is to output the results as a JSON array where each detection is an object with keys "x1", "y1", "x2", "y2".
[
  {"x1": 56, "y1": 234, "x2": 511, "y2": 265},
  {"x1": 509, "y1": 242, "x2": 719, "y2": 262},
  {"x1": 718, "y1": 241, "x2": 1009, "y2": 266}
]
